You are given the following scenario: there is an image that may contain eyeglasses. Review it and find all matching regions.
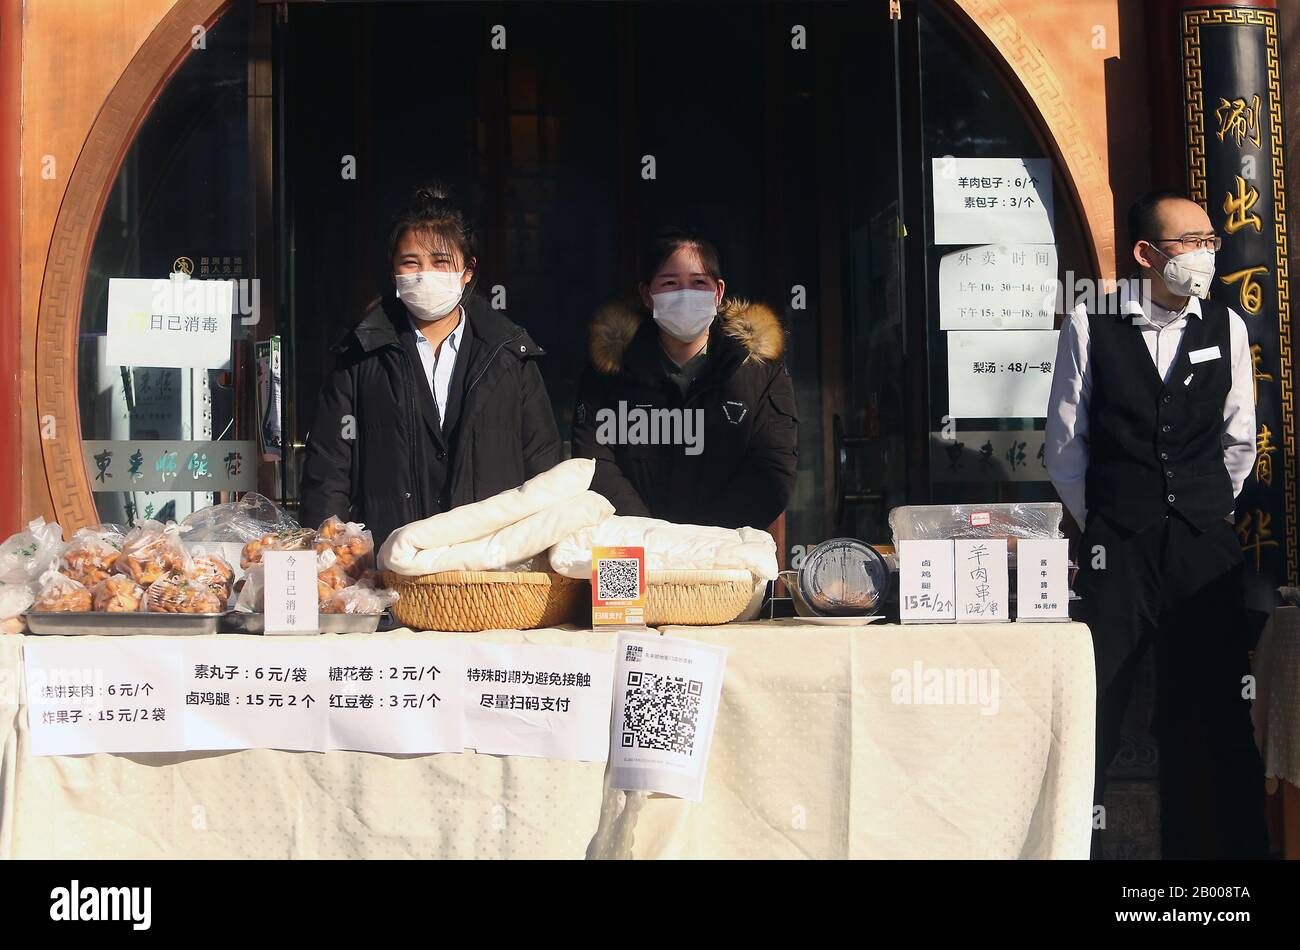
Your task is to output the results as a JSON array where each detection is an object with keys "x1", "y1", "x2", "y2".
[{"x1": 1153, "y1": 234, "x2": 1223, "y2": 252}]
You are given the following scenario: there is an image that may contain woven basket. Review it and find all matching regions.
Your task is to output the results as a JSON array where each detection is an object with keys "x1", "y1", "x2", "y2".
[
  {"x1": 383, "y1": 569, "x2": 588, "y2": 632},
  {"x1": 645, "y1": 569, "x2": 755, "y2": 626}
]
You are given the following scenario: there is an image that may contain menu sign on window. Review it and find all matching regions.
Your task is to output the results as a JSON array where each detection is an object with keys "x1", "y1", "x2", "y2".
[{"x1": 931, "y1": 157, "x2": 1054, "y2": 245}]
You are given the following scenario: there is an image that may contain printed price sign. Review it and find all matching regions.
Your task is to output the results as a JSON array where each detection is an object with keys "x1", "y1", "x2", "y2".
[
  {"x1": 954, "y1": 538, "x2": 1009, "y2": 623},
  {"x1": 180, "y1": 639, "x2": 329, "y2": 751},
  {"x1": 463, "y1": 642, "x2": 614, "y2": 761},
  {"x1": 898, "y1": 540, "x2": 956, "y2": 623},
  {"x1": 24, "y1": 638, "x2": 188, "y2": 755},
  {"x1": 1015, "y1": 538, "x2": 1071, "y2": 622},
  {"x1": 326, "y1": 640, "x2": 466, "y2": 754},
  {"x1": 931, "y1": 157, "x2": 1054, "y2": 245},
  {"x1": 609, "y1": 632, "x2": 727, "y2": 801},
  {"x1": 946, "y1": 329, "x2": 1059, "y2": 419},
  {"x1": 592, "y1": 546, "x2": 646, "y2": 627},
  {"x1": 263, "y1": 550, "x2": 318, "y2": 635}
]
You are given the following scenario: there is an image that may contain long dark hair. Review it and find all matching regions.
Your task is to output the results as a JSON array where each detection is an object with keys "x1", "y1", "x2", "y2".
[{"x1": 385, "y1": 182, "x2": 479, "y2": 292}]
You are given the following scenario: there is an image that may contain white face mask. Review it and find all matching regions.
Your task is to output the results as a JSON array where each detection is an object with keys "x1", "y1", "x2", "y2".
[
  {"x1": 652, "y1": 289, "x2": 717, "y2": 342},
  {"x1": 1156, "y1": 246, "x2": 1215, "y2": 299},
  {"x1": 395, "y1": 269, "x2": 465, "y2": 321}
]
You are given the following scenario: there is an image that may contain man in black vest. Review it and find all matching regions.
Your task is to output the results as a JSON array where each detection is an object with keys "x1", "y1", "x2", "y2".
[{"x1": 1045, "y1": 192, "x2": 1267, "y2": 858}]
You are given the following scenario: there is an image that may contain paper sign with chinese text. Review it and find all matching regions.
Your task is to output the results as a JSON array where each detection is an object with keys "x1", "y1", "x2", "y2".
[
  {"x1": 899, "y1": 540, "x2": 957, "y2": 623},
  {"x1": 954, "y1": 538, "x2": 1009, "y2": 623},
  {"x1": 463, "y1": 642, "x2": 613, "y2": 761},
  {"x1": 105, "y1": 277, "x2": 233, "y2": 370},
  {"x1": 263, "y1": 550, "x2": 318, "y2": 635},
  {"x1": 931, "y1": 157, "x2": 1054, "y2": 244},
  {"x1": 326, "y1": 640, "x2": 466, "y2": 754},
  {"x1": 1015, "y1": 538, "x2": 1070, "y2": 622},
  {"x1": 23, "y1": 638, "x2": 188, "y2": 755},
  {"x1": 946, "y1": 330, "x2": 1059, "y2": 419},
  {"x1": 938, "y1": 243, "x2": 1057, "y2": 330}
]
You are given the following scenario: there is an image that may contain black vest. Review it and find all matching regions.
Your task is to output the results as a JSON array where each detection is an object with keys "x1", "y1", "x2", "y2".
[{"x1": 1084, "y1": 295, "x2": 1234, "y2": 532}]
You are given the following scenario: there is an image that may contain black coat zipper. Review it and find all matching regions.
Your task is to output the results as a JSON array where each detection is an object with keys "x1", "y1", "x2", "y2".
[{"x1": 397, "y1": 346, "x2": 424, "y2": 518}]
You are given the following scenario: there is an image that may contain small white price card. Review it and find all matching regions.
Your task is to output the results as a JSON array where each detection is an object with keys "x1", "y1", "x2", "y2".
[
  {"x1": 463, "y1": 642, "x2": 614, "y2": 761},
  {"x1": 898, "y1": 540, "x2": 956, "y2": 623},
  {"x1": 263, "y1": 549, "x2": 318, "y2": 635},
  {"x1": 24, "y1": 638, "x2": 188, "y2": 756},
  {"x1": 609, "y1": 632, "x2": 727, "y2": 802},
  {"x1": 955, "y1": 538, "x2": 1009, "y2": 623},
  {"x1": 1015, "y1": 538, "x2": 1071, "y2": 622}
]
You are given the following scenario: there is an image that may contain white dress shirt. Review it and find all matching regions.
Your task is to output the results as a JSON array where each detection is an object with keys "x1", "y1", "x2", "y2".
[
  {"x1": 407, "y1": 307, "x2": 465, "y2": 427},
  {"x1": 1044, "y1": 294, "x2": 1255, "y2": 527}
]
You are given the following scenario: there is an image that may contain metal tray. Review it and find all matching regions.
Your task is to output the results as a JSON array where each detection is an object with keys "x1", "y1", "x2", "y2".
[
  {"x1": 26, "y1": 611, "x2": 229, "y2": 636},
  {"x1": 221, "y1": 612, "x2": 383, "y2": 635}
]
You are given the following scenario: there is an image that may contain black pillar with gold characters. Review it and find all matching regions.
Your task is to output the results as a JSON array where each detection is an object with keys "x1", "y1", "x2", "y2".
[{"x1": 1179, "y1": 0, "x2": 1297, "y2": 614}]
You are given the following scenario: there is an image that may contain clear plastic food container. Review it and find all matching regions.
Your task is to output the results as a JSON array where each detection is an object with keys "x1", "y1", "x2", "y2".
[
  {"x1": 797, "y1": 538, "x2": 889, "y2": 617},
  {"x1": 888, "y1": 503, "x2": 1063, "y2": 566}
]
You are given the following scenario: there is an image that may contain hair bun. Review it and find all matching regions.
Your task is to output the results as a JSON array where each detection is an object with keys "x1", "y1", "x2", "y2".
[{"x1": 414, "y1": 183, "x2": 450, "y2": 204}]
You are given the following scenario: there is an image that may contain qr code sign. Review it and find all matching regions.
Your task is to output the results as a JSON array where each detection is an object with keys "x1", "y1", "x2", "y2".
[
  {"x1": 597, "y1": 557, "x2": 640, "y2": 600},
  {"x1": 621, "y1": 671, "x2": 704, "y2": 755}
]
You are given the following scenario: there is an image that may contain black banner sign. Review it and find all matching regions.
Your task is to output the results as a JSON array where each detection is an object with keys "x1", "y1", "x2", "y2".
[{"x1": 1181, "y1": 5, "x2": 1297, "y2": 602}]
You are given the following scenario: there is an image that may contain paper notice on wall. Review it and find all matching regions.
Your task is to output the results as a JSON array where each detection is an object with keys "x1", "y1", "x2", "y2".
[
  {"x1": 462, "y1": 642, "x2": 614, "y2": 761},
  {"x1": 23, "y1": 638, "x2": 189, "y2": 755},
  {"x1": 946, "y1": 330, "x2": 1059, "y2": 419},
  {"x1": 180, "y1": 639, "x2": 330, "y2": 751},
  {"x1": 608, "y1": 632, "x2": 727, "y2": 801},
  {"x1": 105, "y1": 277, "x2": 233, "y2": 370},
  {"x1": 326, "y1": 639, "x2": 466, "y2": 754},
  {"x1": 931, "y1": 158, "x2": 1054, "y2": 245},
  {"x1": 938, "y1": 244, "x2": 1058, "y2": 329}
]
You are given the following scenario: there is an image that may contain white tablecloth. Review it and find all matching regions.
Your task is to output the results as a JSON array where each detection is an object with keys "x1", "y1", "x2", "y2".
[
  {"x1": 1252, "y1": 606, "x2": 1300, "y2": 788},
  {"x1": 0, "y1": 620, "x2": 1096, "y2": 859}
]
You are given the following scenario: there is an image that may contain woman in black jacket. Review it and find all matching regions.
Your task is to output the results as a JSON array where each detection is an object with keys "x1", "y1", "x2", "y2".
[
  {"x1": 572, "y1": 229, "x2": 798, "y2": 531},
  {"x1": 300, "y1": 185, "x2": 561, "y2": 549}
]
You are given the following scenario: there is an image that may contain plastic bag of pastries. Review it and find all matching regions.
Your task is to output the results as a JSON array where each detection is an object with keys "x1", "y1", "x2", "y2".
[
  {"x1": 91, "y1": 575, "x2": 145, "y2": 613},
  {"x1": 32, "y1": 568, "x2": 92, "y2": 613},
  {"x1": 144, "y1": 573, "x2": 224, "y2": 614},
  {"x1": 314, "y1": 516, "x2": 374, "y2": 579},
  {"x1": 321, "y1": 582, "x2": 399, "y2": 615},
  {"x1": 58, "y1": 525, "x2": 126, "y2": 587},
  {"x1": 116, "y1": 520, "x2": 190, "y2": 586},
  {"x1": 240, "y1": 527, "x2": 316, "y2": 570},
  {"x1": 189, "y1": 552, "x2": 235, "y2": 601},
  {"x1": 234, "y1": 563, "x2": 265, "y2": 613},
  {"x1": 315, "y1": 548, "x2": 351, "y2": 603},
  {"x1": 180, "y1": 492, "x2": 301, "y2": 544}
]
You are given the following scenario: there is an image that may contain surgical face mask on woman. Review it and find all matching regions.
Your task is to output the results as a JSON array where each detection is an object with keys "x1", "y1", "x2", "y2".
[
  {"x1": 395, "y1": 269, "x2": 465, "y2": 321},
  {"x1": 652, "y1": 288, "x2": 718, "y2": 342},
  {"x1": 1154, "y1": 246, "x2": 1216, "y2": 299}
]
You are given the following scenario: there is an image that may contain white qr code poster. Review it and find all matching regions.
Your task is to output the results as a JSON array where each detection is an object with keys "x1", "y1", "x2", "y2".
[{"x1": 608, "y1": 632, "x2": 727, "y2": 801}]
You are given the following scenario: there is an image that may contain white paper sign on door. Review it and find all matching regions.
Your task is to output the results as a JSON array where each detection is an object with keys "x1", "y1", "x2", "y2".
[
  {"x1": 898, "y1": 540, "x2": 957, "y2": 623},
  {"x1": 326, "y1": 639, "x2": 466, "y2": 754},
  {"x1": 955, "y1": 538, "x2": 1009, "y2": 623},
  {"x1": 180, "y1": 639, "x2": 329, "y2": 751},
  {"x1": 609, "y1": 632, "x2": 727, "y2": 801},
  {"x1": 946, "y1": 329, "x2": 1059, "y2": 419},
  {"x1": 1015, "y1": 538, "x2": 1071, "y2": 622},
  {"x1": 105, "y1": 276, "x2": 233, "y2": 370},
  {"x1": 938, "y1": 244, "x2": 1058, "y2": 330},
  {"x1": 263, "y1": 550, "x2": 318, "y2": 635},
  {"x1": 24, "y1": 638, "x2": 188, "y2": 756},
  {"x1": 931, "y1": 157, "x2": 1054, "y2": 244},
  {"x1": 462, "y1": 642, "x2": 614, "y2": 761}
]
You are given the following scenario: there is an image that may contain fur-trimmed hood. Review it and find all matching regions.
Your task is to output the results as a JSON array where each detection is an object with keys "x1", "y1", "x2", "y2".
[{"x1": 589, "y1": 298, "x2": 785, "y2": 375}]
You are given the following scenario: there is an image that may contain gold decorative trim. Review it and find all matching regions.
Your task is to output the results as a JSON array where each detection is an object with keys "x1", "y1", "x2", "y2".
[
  {"x1": 1183, "y1": 6, "x2": 1297, "y2": 585},
  {"x1": 34, "y1": 0, "x2": 231, "y2": 533},
  {"x1": 951, "y1": 0, "x2": 1114, "y2": 279}
]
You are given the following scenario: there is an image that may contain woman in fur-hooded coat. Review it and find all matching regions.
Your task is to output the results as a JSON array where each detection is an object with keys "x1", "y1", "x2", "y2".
[{"x1": 571, "y1": 293, "x2": 799, "y2": 531}]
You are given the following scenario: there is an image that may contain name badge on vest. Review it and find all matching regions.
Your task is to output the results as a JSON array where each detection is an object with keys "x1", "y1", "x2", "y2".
[{"x1": 1188, "y1": 345, "x2": 1221, "y2": 364}]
